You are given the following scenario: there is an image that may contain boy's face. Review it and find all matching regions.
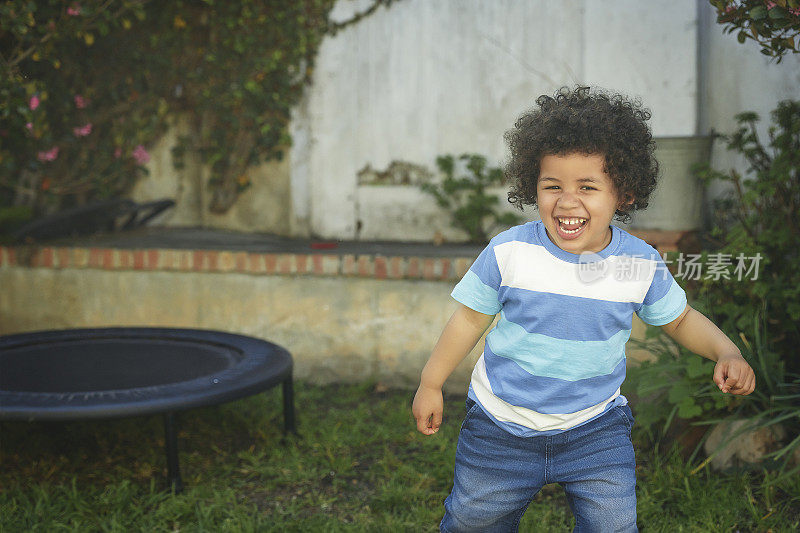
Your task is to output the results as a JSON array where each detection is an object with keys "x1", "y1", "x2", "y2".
[{"x1": 536, "y1": 152, "x2": 627, "y2": 255}]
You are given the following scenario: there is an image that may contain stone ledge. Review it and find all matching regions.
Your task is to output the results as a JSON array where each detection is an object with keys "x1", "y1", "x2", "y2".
[
  {"x1": 627, "y1": 229, "x2": 693, "y2": 252},
  {"x1": 0, "y1": 246, "x2": 473, "y2": 282},
  {"x1": 0, "y1": 229, "x2": 691, "y2": 281}
]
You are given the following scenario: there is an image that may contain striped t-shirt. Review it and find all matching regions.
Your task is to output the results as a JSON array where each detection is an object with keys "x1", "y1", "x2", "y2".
[{"x1": 452, "y1": 220, "x2": 687, "y2": 437}]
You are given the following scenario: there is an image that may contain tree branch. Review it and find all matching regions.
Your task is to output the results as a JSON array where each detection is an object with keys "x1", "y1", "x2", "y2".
[{"x1": 327, "y1": 0, "x2": 402, "y2": 36}]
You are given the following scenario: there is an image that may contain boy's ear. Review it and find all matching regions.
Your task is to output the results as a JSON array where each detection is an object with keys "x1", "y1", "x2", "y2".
[{"x1": 618, "y1": 192, "x2": 635, "y2": 211}]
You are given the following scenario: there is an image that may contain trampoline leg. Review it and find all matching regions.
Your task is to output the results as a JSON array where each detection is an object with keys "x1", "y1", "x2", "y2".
[
  {"x1": 163, "y1": 412, "x2": 183, "y2": 494},
  {"x1": 282, "y1": 378, "x2": 296, "y2": 434}
]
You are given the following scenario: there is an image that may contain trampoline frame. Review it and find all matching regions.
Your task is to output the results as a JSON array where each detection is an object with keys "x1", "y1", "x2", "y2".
[{"x1": 0, "y1": 327, "x2": 296, "y2": 493}]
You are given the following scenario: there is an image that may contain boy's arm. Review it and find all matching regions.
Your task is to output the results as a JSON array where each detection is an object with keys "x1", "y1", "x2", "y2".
[
  {"x1": 660, "y1": 304, "x2": 756, "y2": 395},
  {"x1": 412, "y1": 303, "x2": 495, "y2": 435}
]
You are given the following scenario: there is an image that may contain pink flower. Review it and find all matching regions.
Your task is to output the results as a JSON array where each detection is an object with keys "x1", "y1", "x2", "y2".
[
  {"x1": 67, "y1": 4, "x2": 81, "y2": 16},
  {"x1": 765, "y1": 2, "x2": 800, "y2": 15},
  {"x1": 29, "y1": 95, "x2": 40, "y2": 110},
  {"x1": 132, "y1": 145, "x2": 150, "y2": 165},
  {"x1": 25, "y1": 122, "x2": 33, "y2": 132},
  {"x1": 114, "y1": 147, "x2": 123, "y2": 158},
  {"x1": 37, "y1": 147, "x2": 59, "y2": 162},
  {"x1": 74, "y1": 94, "x2": 87, "y2": 109},
  {"x1": 73, "y1": 123, "x2": 92, "y2": 137}
]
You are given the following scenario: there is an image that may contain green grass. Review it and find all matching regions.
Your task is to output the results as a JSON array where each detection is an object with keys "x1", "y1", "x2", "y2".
[{"x1": 1, "y1": 382, "x2": 798, "y2": 531}]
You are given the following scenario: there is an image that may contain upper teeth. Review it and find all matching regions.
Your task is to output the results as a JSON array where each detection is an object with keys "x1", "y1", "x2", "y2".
[{"x1": 559, "y1": 218, "x2": 586, "y2": 224}]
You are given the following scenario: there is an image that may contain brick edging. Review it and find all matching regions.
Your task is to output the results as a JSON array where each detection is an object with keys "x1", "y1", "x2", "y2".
[
  {"x1": 0, "y1": 246, "x2": 472, "y2": 281},
  {"x1": 0, "y1": 230, "x2": 689, "y2": 282}
]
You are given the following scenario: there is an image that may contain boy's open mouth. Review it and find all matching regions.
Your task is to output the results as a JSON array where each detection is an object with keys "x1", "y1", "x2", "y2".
[{"x1": 556, "y1": 216, "x2": 588, "y2": 238}]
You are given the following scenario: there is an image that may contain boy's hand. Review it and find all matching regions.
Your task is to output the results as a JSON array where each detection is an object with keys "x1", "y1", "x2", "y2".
[
  {"x1": 713, "y1": 354, "x2": 756, "y2": 395},
  {"x1": 412, "y1": 384, "x2": 443, "y2": 435}
]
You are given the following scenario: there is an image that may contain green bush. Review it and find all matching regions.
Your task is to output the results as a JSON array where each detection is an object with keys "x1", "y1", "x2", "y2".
[
  {"x1": 625, "y1": 326, "x2": 733, "y2": 450},
  {"x1": 420, "y1": 154, "x2": 523, "y2": 243},
  {"x1": 694, "y1": 100, "x2": 800, "y2": 375},
  {"x1": 628, "y1": 309, "x2": 800, "y2": 482},
  {"x1": 0, "y1": 0, "x2": 398, "y2": 222},
  {"x1": 0, "y1": 0, "x2": 154, "y2": 223},
  {"x1": 627, "y1": 100, "x2": 800, "y2": 481},
  {"x1": 709, "y1": 0, "x2": 800, "y2": 62}
]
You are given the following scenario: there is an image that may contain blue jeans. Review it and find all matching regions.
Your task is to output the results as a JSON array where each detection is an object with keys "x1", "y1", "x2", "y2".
[{"x1": 441, "y1": 399, "x2": 638, "y2": 532}]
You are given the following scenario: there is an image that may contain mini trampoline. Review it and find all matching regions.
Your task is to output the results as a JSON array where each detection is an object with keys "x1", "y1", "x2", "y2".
[{"x1": 0, "y1": 327, "x2": 295, "y2": 492}]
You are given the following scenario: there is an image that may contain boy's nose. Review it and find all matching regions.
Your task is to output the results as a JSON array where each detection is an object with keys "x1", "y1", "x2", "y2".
[{"x1": 557, "y1": 191, "x2": 580, "y2": 208}]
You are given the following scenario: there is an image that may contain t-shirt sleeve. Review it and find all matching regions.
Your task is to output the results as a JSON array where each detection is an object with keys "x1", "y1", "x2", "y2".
[
  {"x1": 451, "y1": 242, "x2": 503, "y2": 316},
  {"x1": 636, "y1": 253, "x2": 687, "y2": 326}
]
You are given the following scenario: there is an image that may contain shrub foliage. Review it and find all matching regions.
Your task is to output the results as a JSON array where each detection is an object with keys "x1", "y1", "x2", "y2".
[
  {"x1": 629, "y1": 100, "x2": 800, "y2": 479},
  {"x1": 709, "y1": 0, "x2": 800, "y2": 61},
  {"x1": 420, "y1": 154, "x2": 524, "y2": 243},
  {"x1": 0, "y1": 0, "x2": 398, "y2": 228},
  {"x1": 694, "y1": 100, "x2": 800, "y2": 373}
]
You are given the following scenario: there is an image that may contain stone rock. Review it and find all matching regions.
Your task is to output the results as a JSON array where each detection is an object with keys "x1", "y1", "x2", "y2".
[{"x1": 703, "y1": 420, "x2": 786, "y2": 470}]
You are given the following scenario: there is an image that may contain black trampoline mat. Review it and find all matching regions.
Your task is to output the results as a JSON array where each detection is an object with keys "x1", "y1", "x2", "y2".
[{"x1": 0, "y1": 338, "x2": 243, "y2": 392}]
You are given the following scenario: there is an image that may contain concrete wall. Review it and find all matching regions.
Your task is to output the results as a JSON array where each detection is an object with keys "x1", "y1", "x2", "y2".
[
  {"x1": 0, "y1": 267, "x2": 472, "y2": 390},
  {"x1": 291, "y1": 0, "x2": 701, "y2": 240},
  {"x1": 292, "y1": 0, "x2": 798, "y2": 240},
  {"x1": 0, "y1": 246, "x2": 653, "y2": 392},
  {"x1": 130, "y1": 117, "x2": 294, "y2": 236},
  {"x1": 128, "y1": 0, "x2": 799, "y2": 240},
  {"x1": 356, "y1": 185, "x2": 524, "y2": 242}
]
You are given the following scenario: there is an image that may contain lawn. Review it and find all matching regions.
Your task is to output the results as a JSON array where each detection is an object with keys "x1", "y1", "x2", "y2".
[{"x1": 1, "y1": 381, "x2": 798, "y2": 532}]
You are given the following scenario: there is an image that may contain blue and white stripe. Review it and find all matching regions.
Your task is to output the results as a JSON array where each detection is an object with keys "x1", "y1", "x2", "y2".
[{"x1": 452, "y1": 220, "x2": 687, "y2": 436}]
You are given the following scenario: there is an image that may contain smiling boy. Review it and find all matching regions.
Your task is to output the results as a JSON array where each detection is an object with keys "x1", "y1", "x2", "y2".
[
  {"x1": 412, "y1": 87, "x2": 755, "y2": 532},
  {"x1": 537, "y1": 152, "x2": 624, "y2": 254}
]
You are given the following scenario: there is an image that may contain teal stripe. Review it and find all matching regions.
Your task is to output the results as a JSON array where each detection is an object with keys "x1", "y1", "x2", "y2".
[
  {"x1": 451, "y1": 270, "x2": 502, "y2": 315},
  {"x1": 637, "y1": 278, "x2": 687, "y2": 326},
  {"x1": 485, "y1": 312, "x2": 630, "y2": 380}
]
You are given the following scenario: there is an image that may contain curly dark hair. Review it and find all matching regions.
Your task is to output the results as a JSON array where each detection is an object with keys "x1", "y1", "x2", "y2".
[{"x1": 505, "y1": 86, "x2": 659, "y2": 223}]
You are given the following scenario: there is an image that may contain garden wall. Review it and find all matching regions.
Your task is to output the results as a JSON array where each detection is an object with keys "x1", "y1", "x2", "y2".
[
  {"x1": 294, "y1": 0, "x2": 799, "y2": 241},
  {"x1": 127, "y1": 1, "x2": 800, "y2": 242},
  {"x1": 0, "y1": 243, "x2": 656, "y2": 393},
  {"x1": 130, "y1": 117, "x2": 294, "y2": 236}
]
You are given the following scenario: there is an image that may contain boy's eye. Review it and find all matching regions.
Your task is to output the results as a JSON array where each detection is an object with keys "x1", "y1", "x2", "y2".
[{"x1": 542, "y1": 185, "x2": 597, "y2": 191}]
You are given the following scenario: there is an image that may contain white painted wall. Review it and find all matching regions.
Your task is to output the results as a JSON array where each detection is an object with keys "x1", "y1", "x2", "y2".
[
  {"x1": 134, "y1": 1, "x2": 798, "y2": 240},
  {"x1": 291, "y1": 0, "x2": 714, "y2": 240},
  {"x1": 583, "y1": 0, "x2": 699, "y2": 136}
]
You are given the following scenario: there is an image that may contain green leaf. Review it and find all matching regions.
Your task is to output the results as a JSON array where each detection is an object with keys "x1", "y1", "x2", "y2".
[
  {"x1": 435, "y1": 155, "x2": 454, "y2": 176},
  {"x1": 668, "y1": 381, "x2": 693, "y2": 404},
  {"x1": 768, "y1": 6, "x2": 789, "y2": 19},
  {"x1": 244, "y1": 80, "x2": 260, "y2": 94},
  {"x1": 686, "y1": 356, "x2": 710, "y2": 379},
  {"x1": 677, "y1": 397, "x2": 703, "y2": 419},
  {"x1": 749, "y1": 5, "x2": 768, "y2": 20}
]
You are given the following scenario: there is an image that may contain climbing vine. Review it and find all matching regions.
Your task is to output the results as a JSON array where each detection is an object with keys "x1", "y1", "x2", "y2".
[
  {"x1": 709, "y1": 0, "x2": 800, "y2": 61},
  {"x1": 0, "y1": 0, "x2": 400, "y2": 229}
]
